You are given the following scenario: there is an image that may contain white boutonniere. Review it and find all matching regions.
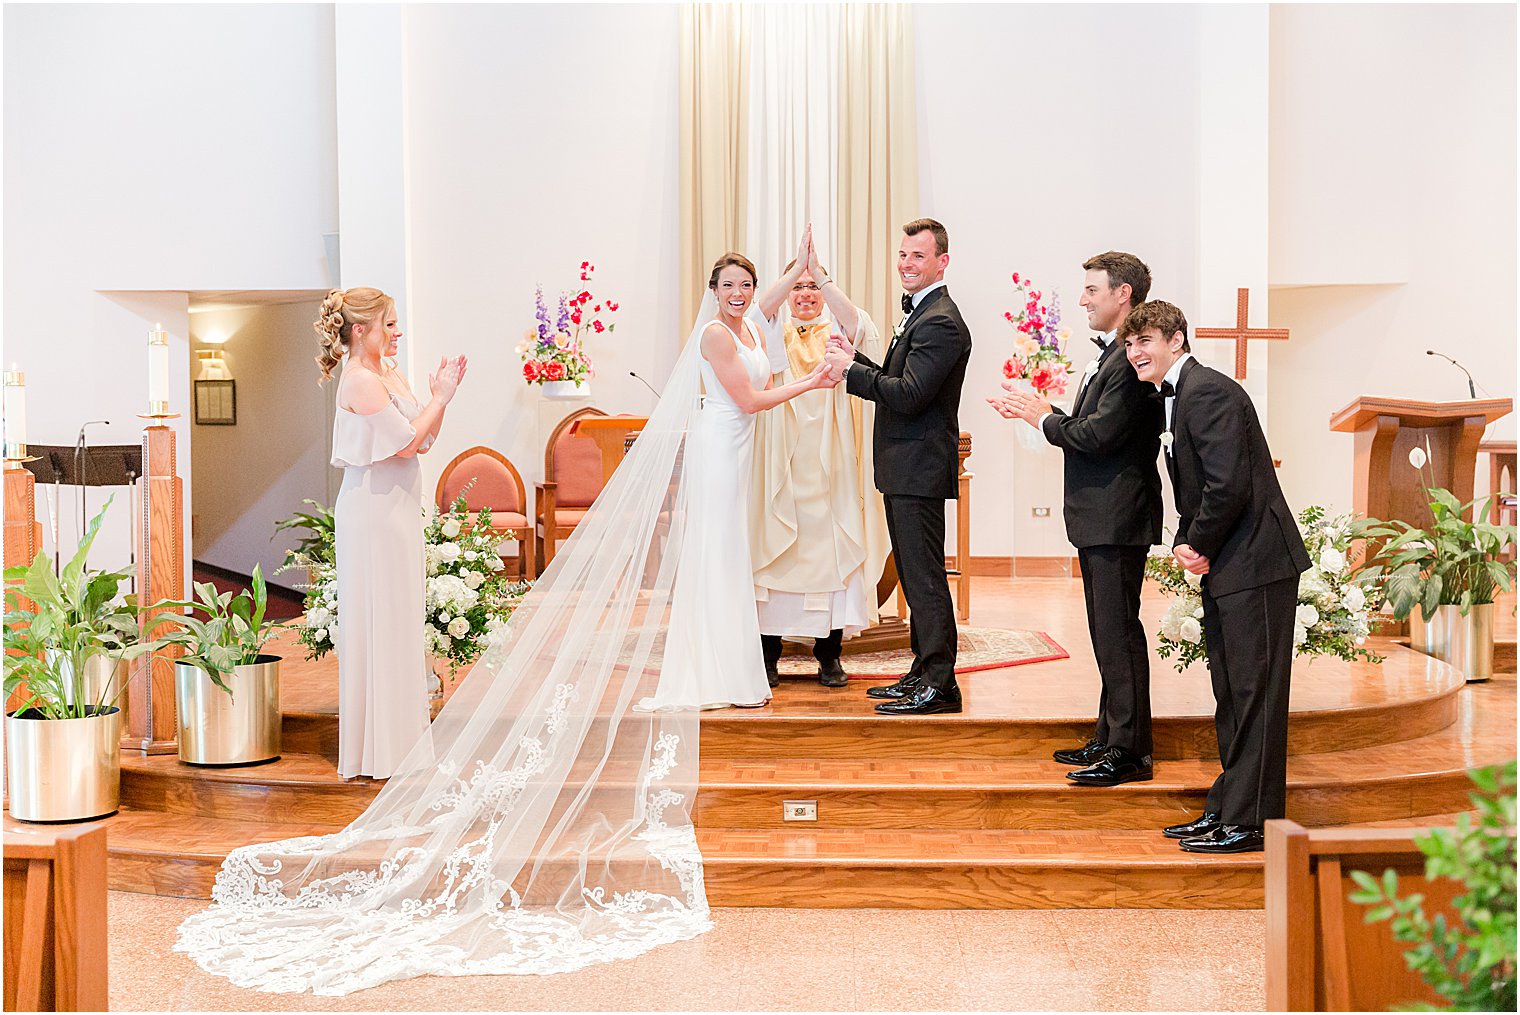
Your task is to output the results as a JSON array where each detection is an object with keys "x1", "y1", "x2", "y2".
[
  {"x1": 1083, "y1": 358, "x2": 1101, "y2": 377},
  {"x1": 1160, "y1": 430, "x2": 1175, "y2": 452}
]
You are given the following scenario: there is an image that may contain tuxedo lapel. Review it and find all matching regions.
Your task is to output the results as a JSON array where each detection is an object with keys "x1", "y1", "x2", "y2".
[
  {"x1": 1073, "y1": 340, "x2": 1117, "y2": 416},
  {"x1": 887, "y1": 285, "x2": 950, "y2": 366},
  {"x1": 1170, "y1": 357, "x2": 1201, "y2": 442}
]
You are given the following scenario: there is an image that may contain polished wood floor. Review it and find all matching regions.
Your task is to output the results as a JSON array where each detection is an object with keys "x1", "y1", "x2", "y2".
[{"x1": 10, "y1": 577, "x2": 1515, "y2": 909}]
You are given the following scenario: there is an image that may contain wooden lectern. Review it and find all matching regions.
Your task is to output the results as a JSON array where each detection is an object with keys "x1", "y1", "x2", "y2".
[
  {"x1": 568, "y1": 415, "x2": 649, "y2": 484},
  {"x1": 1330, "y1": 397, "x2": 1512, "y2": 528}
]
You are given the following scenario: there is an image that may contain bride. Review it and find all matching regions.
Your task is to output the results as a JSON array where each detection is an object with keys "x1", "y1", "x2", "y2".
[{"x1": 174, "y1": 252, "x2": 838, "y2": 995}]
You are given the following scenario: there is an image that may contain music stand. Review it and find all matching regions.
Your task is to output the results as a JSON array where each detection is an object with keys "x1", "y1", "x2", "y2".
[{"x1": 23, "y1": 445, "x2": 144, "y2": 577}]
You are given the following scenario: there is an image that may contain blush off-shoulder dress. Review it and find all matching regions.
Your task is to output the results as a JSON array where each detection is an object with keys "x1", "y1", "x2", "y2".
[{"x1": 330, "y1": 376, "x2": 431, "y2": 779}]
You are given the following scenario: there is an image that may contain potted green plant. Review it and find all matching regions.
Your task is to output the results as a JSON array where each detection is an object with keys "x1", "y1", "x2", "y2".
[
  {"x1": 1360, "y1": 479, "x2": 1515, "y2": 682},
  {"x1": 3, "y1": 501, "x2": 159, "y2": 822},
  {"x1": 158, "y1": 564, "x2": 284, "y2": 766},
  {"x1": 1349, "y1": 761, "x2": 1516, "y2": 1011}
]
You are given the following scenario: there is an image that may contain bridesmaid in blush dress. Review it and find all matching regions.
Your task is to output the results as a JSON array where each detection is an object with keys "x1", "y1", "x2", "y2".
[{"x1": 314, "y1": 288, "x2": 468, "y2": 779}]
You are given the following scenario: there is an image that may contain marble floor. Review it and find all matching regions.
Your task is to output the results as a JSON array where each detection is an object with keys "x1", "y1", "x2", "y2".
[{"x1": 110, "y1": 893, "x2": 1265, "y2": 1011}]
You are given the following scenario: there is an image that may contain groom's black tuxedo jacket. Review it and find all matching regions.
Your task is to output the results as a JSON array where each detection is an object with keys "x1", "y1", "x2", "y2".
[
  {"x1": 847, "y1": 285, "x2": 971, "y2": 500},
  {"x1": 1166, "y1": 357, "x2": 1311, "y2": 598},
  {"x1": 1040, "y1": 338, "x2": 1163, "y2": 547}
]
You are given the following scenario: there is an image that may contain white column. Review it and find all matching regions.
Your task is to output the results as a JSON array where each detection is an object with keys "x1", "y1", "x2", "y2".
[
  {"x1": 1196, "y1": 4, "x2": 1271, "y2": 421},
  {"x1": 335, "y1": 4, "x2": 410, "y2": 361}
]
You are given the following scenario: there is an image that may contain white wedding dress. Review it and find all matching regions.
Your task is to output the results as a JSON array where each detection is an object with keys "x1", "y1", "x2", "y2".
[
  {"x1": 173, "y1": 300, "x2": 755, "y2": 996},
  {"x1": 637, "y1": 318, "x2": 773, "y2": 711}
]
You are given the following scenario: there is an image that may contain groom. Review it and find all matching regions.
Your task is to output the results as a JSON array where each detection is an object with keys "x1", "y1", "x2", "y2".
[{"x1": 825, "y1": 218, "x2": 972, "y2": 715}]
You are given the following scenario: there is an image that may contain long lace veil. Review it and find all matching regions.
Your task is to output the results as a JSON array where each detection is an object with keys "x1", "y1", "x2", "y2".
[{"x1": 175, "y1": 296, "x2": 723, "y2": 995}]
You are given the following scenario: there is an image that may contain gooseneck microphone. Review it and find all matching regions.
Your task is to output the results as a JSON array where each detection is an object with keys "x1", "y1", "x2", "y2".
[
  {"x1": 629, "y1": 371, "x2": 662, "y2": 399},
  {"x1": 74, "y1": 419, "x2": 111, "y2": 547},
  {"x1": 1425, "y1": 350, "x2": 1477, "y2": 399}
]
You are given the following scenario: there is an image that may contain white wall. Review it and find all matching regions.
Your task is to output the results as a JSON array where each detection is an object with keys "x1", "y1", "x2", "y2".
[
  {"x1": 189, "y1": 300, "x2": 336, "y2": 584},
  {"x1": 2, "y1": 3, "x2": 339, "y2": 582},
  {"x1": 914, "y1": 3, "x2": 1205, "y2": 557},
  {"x1": 1267, "y1": 4, "x2": 1517, "y2": 513},
  {"x1": 395, "y1": 4, "x2": 683, "y2": 501}
]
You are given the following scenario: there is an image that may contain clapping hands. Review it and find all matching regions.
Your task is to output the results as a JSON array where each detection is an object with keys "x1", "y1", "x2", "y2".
[
  {"x1": 987, "y1": 381, "x2": 1051, "y2": 426},
  {"x1": 430, "y1": 354, "x2": 469, "y2": 404}
]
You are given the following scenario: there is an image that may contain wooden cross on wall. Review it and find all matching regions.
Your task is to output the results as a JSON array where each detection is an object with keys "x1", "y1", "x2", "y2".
[{"x1": 1194, "y1": 287, "x2": 1290, "y2": 379}]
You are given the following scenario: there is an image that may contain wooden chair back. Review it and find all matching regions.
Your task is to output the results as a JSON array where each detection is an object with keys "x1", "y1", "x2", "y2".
[
  {"x1": 3, "y1": 822, "x2": 108, "y2": 1012},
  {"x1": 544, "y1": 407, "x2": 609, "y2": 509},
  {"x1": 1265, "y1": 819, "x2": 1462, "y2": 1012},
  {"x1": 435, "y1": 446, "x2": 526, "y2": 516}
]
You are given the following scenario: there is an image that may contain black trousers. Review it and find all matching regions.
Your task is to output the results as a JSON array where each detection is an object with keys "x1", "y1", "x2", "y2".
[
  {"x1": 884, "y1": 494, "x2": 957, "y2": 691},
  {"x1": 1079, "y1": 545, "x2": 1153, "y2": 757},
  {"x1": 1201, "y1": 575, "x2": 1296, "y2": 826},
  {"x1": 761, "y1": 629, "x2": 843, "y2": 670}
]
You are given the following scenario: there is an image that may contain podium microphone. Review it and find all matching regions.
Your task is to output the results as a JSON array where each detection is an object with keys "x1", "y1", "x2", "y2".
[
  {"x1": 629, "y1": 371, "x2": 662, "y2": 399},
  {"x1": 1425, "y1": 350, "x2": 1477, "y2": 399}
]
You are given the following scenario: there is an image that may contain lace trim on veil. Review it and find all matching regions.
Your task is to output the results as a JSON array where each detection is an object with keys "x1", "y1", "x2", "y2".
[{"x1": 173, "y1": 300, "x2": 723, "y2": 996}]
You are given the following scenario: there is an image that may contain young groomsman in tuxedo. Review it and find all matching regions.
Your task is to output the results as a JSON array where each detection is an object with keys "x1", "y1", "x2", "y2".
[
  {"x1": 992, "y1": 252, "x2": 1162, "y2": 786},
  {"x1": 1121, "y1": 301, "x2": 1310, "y2": 853},
  {"x1": 825, "y1": 218, "x2": 972, "y2": 715}
]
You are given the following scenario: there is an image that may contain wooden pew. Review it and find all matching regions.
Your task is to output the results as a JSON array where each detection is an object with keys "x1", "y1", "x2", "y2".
[
  {"x1": 2, "y1": 822, "x2": 108, "y2": 1012},
  {"x1": 1265, "y1": 819, "x2": 1461, "y2": 1011}
]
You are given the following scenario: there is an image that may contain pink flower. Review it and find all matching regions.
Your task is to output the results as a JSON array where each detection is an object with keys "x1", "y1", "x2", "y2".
[
  {"x1": 1003, "y1": 356, "x2": 1026, "y2": 379},
  {"x1": 523, "y1": 361, "x2": 540, "y2": 382}
]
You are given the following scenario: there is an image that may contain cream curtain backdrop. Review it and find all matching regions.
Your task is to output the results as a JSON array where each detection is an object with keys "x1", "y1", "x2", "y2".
[
  {"x1": 680, "y1": 3, "x2": 750, "y2": 324},
  {"x1": 680, "y1": 2, "x2": 917, "y2": 334},
  {"x1": 744, "y1": 3, "x2": 840, "y2": 284}
]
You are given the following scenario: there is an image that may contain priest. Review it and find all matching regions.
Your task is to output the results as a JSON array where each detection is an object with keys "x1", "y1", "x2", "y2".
[{"x1": 749, "y1": 226, "x2": 891, "y2": 688}]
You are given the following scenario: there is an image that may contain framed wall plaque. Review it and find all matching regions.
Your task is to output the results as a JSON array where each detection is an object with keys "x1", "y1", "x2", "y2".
[{"x1": 194, "y1": 379, "x2": 237, "y2": 425}]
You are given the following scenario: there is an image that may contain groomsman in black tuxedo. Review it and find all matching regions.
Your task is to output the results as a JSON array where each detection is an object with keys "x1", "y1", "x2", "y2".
[
  {"x1": 1120, "y1": 301, "x2": 1310, "y2": 853},
  {"x1": 825, "y1": 218, "x2": 972, "y2": 716},
  {"x1": 993, "y1": 252, "x2": 1162, "y2": 786}
]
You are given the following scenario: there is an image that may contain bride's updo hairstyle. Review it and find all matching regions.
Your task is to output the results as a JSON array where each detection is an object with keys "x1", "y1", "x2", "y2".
[
  {"x1": 707, "y1": 252, "x2": 757, "y2": 290},
  {"x1": 314, "y1": 286, "x2": 393, "y2": 384}
]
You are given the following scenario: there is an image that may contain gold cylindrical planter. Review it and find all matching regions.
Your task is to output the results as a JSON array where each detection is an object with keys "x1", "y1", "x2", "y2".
[
  {"x1": 175, "y1": 655, "x2": 282, "y2": 766},
  {"x1": 1412, "y1": 603, "x2": 1495, "y2": 682},
  {"x1": 47, "y1": 651, "x2": 128, "y2": 714},
  {"x1": 5, "y1": 707, "x2": 121, "y2": 822}
]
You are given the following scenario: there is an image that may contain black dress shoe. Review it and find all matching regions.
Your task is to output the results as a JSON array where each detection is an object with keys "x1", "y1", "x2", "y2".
[
  {"x1": 1052, "y1": 737, "x2": 1108, "y2": 766},
  {"x1": 1178, "y1": 824, "x2": 1264, "y2": 854},
  {"x1": 817, "y1": 658, "x2": 849, "y2": 688},
  {"x1": 865, "y1": 673, "x2": 921, "y2": 699},
  {"x1": 873, "y1": 684, "x2": 962, "y2": 715},
  {"x1": 765, "y1": 666, "x2": 780, "y2": 689},
  {"x1": 1065, "y1": 746, "x2": 1154, "y2": 786},
  {"x1": 1162, "y1": 812, "x2": 1222, "y2": 840}
]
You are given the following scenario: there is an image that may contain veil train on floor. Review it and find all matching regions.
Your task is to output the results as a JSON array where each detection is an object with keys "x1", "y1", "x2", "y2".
[{"x1": 175, "y1": 298, "x2": 725, "y2": 996}]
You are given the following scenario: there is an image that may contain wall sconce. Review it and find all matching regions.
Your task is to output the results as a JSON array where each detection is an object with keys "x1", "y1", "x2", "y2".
[{"x1": 196, "y1": 349, "x2": 232, "y2": 381}]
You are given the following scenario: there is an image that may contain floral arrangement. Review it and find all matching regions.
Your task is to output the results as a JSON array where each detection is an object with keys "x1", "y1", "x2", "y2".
[
  {"x1": 287, "y1": 494, "x2": 531, "y2": 677},
  {"x1": 518, "y1": 261, "x2": 619, "y2": 387},
  {"x1": 1000, "y1": 271, "x2": 1073, "y2": 397},
  {"x1": 1145, "y1": 505, "x2": 1384, "y2": 671}
]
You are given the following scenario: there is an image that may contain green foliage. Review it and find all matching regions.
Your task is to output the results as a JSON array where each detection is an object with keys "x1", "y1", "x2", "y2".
[
  {"x1": 1349, "y1": 761, "x2": 1518, "y2": 1011},
  {"x1": 274, "y1": 498, "x2": 335, "y2": 570},
  {"x1": 155, "y1": 564, "x2": 282, "y2": 694},
  {"x1": 1360, "y1": 487, "x2": 1516, "y2": 621},
  {"x1": 2, "y1": 498, "x2": 159, "y2": 719}
]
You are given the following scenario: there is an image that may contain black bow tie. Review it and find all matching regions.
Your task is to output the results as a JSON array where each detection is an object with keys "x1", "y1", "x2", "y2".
[
  {"x1": 1150, "y1": 380, "x2": 1175, "y2": 400},
  {"x1": 1091, "y1": 335, "x2": 1107, "y2": 350},
  {"x1": 901, "y1": 293, "x2": 914, "y2": 315}
]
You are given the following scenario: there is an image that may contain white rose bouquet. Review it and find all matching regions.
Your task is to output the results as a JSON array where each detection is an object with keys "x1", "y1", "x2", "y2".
[
  {"x1": 423, "y1": 497, "x2": 532, "y2": 678},
  {"x1": 282, "y1": 494, "x2": 531, "y2": 674},
  {"x1": 1145, "y1": 504, "x2": 1384, "y2": 672}
]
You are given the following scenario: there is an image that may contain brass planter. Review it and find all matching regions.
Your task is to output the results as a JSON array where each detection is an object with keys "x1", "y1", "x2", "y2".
[
  {"x1": 5, "y1": 707, "x2": 121, "y2": 822},
  {"x1": 46, "y1": 651, "x2": 128, "y2": 714},
  {"x1": 175, "y1": 655, "x2": 282, "y2": 766},
  {"x1": 1409, "y1": 603, "x2": 1495, "y2": 682}
]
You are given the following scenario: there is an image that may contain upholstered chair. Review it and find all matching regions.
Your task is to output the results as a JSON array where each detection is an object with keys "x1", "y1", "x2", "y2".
[{"x1": 434, "y1": 446, "x2": 534, "y2": 578}]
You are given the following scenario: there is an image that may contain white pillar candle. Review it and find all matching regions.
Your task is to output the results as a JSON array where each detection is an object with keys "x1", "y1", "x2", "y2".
[
  {"x1": 147, "y1": 324, "x2": 170, "y2": 412},
  {"x1": 3, "y1": 364, "x2": 25, "y2": 457}
]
